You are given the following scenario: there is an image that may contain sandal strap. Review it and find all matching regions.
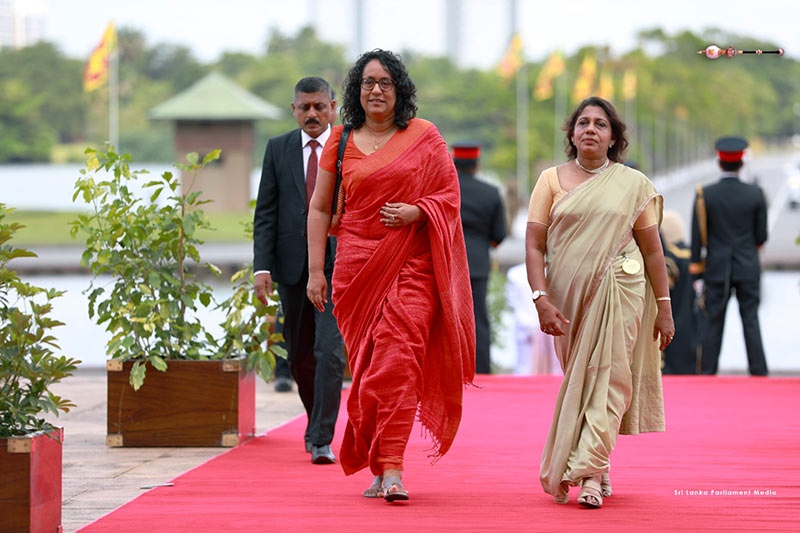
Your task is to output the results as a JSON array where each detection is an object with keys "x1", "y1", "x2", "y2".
[
  {"x1": 382, "y1": 475, "x2": 404, "y2": 491},
  {"x1": 580, "y1": 485, "x2": 602, "y2": 497},
  {"x1": 582, "y1": 476, "x2": 602, "y2": 490},
  {"x1": 601, "y1": 472, "x2": 612, "y2": 496}
]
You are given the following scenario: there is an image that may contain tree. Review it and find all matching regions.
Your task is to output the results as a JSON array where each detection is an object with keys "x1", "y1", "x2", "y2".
[{"x1": 0, "y1": 42, "x2": 84, "y2": 161}]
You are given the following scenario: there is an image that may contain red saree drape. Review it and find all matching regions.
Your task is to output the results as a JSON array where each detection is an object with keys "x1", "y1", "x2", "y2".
[{"x1": 320, "y1": 118, "x2": 475, "y2": 475}]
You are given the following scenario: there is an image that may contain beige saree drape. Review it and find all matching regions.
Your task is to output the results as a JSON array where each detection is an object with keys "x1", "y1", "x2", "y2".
[{"x1": 538, "y1": 163, "x2": 665, "y2": 501}]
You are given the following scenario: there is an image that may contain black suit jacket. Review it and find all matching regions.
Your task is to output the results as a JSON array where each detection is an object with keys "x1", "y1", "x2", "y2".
[
  {"x1": 458, "y1": 171, "x2": 507, "y2": 280},
  {"x1": 253, "y1": 128, "x2": 336, "y2": 286},
  {"x1": 691, "y1": 176, "x2": 767, "y2": 283}
]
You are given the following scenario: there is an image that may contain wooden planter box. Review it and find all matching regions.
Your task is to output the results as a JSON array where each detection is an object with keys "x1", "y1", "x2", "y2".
[
  {"x1": 107, "y1": 359, "x2": 255, "y2": 447},
  {"x1": 0, "y1": 428, "x2": 63, "y2": 533}
]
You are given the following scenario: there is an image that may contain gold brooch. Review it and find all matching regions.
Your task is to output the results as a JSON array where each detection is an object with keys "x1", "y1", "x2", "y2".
[{"x1": 622, "y1": 253, "x2": 641, "y2": 275}]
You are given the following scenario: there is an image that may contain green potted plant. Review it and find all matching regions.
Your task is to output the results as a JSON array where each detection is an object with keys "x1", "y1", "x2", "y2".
[
  {"x1": 71, "y1": 147, "x2": 284, "y2": 447},
  {"x1": 1, "y1": 204, "x2": 80, "y2": 532}
]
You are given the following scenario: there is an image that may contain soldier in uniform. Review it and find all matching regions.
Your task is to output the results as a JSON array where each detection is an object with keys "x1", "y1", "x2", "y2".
[
  {"x1": 661, "y1": 210, "x2": 698, "y2": 374},
  {"x1": 453, "y1": 143, "x2": 507, "y2": 374},
  {"x1": 690, "y1": 136, "x2": 768, "y2": 375}
]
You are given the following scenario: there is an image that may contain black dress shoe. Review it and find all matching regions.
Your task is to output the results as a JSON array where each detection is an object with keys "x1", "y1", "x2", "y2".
[
  {"x1": 311, "y1": 444, "x2": 335, "y2": 464},
  {"x1": 274, "y1": 377, "x2": 292, "y2": 392},
  {"x1": 305, "y1": 440, "x2": 312, "y2": 453}
]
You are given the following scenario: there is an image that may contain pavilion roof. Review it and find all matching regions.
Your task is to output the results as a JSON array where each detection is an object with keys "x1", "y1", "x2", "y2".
[{"x1": 150, "y1": 71, "x2": 281, "y2": 121}]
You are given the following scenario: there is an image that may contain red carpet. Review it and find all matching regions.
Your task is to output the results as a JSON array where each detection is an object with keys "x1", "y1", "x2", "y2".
[{"x1": 81, "y1": 376, "x2": 800, "y2": 532}]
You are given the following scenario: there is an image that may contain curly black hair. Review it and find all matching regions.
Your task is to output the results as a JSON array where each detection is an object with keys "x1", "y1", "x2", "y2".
[
  {"x1": 340, "y1": 49, "x2": 417, "y2": 130},
  {"x1": 563, "y1": 96, "x2": 628, "y2": 162}
]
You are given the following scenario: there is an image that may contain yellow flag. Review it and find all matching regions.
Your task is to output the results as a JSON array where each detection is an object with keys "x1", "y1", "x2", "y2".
[
  {"x1": 622, "y1": 69, "x2": 637, "y2": 101},
  {"x1": 571, "y1": 54, "x2": 596, "y2": 102},
  {"x1": 497, "y1": 33, "x2": 524, "y2": 82},
  {"x1": 598, "y1": 71, "x2": 614, "y2": 101},
  {"x1": 83, "y1": 22, "x2": 117, "y2": 92},
  {"x1": 533, "y1": 50, "x2": 565, "y2": 100}
]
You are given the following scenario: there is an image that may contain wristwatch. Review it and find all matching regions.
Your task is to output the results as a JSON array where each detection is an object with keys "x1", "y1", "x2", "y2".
[{"x1": 532, "y1": 290, "x2": 548, "y2": 302}]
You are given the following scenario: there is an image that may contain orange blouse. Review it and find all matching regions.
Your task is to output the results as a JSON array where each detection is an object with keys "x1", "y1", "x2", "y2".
[{"x1": 527, "y1": 165, "x2": 657, "y2": 229}]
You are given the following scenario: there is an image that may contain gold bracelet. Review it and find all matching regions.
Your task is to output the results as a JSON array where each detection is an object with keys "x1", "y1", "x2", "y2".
[{"x1": 656, "y1": 296, "x2": 671, "y2": 302}]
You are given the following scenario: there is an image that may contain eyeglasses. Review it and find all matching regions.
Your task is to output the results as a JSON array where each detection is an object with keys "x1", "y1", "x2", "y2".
[{"x1": 360, "y1": 78, "x2": 395, "y2": 91}]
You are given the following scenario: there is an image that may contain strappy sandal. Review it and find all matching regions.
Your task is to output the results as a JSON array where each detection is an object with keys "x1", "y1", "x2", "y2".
[
  {"x1": 362, "y1": 475, "x2": 383, "y2": 498},
  {"x1": 577, "y1": 477, "x2": 603, "y2": 509},
  {"x1": 601, "y1": 471, "x2": 612, "y2": 497},
  {"x1": 380, "y1": 474, "x2": 409, "y2": 502}
]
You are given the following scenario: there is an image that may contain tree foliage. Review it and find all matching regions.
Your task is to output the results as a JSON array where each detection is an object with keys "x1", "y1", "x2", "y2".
[
  {"x1": 1, "y1": 25, "x2": 797, "y2": 180},
  {"x1": 0, "y1": 43, "x2": 84, "y2": 162}
]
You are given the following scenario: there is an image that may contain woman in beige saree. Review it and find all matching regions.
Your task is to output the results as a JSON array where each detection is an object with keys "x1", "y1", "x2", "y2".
[{"x1": 526, "y1": 97, "x2": 675, "y2": 509}]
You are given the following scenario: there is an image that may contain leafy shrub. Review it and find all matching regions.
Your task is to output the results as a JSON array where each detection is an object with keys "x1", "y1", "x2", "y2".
[
  {"x1": 0, "y1": 204, "x2": 79, "y2": 437},
  {"x1": 71, "y1": 148, "x2": 284, "y2": 389}
]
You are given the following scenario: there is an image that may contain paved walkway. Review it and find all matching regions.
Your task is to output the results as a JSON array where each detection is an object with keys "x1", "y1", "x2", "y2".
[{"x1": 45, "y1": 368, "x2": 305, "y2": 533}]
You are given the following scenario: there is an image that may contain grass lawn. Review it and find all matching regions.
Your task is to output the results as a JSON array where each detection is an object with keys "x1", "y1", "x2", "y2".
[{"x1": 7, "y1": 210, "x2": 253, "y2": 245}]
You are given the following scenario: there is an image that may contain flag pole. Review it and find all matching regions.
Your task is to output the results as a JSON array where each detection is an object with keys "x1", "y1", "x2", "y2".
[
  {"x1": 516, "y1": 62, "x2": 529, "y2": 206},
  {"x1": 625, "y1": 92, "x2": 636, "y2": 166},
  {"x1": 510, "y1": 0, "x2": 528, "y2": 207},
  {"x1": 109, "y1": 44, "x2": 119, "y2": 151},
  {"x1": 553, "y1": 71, "x2": 566, "y2": 164}
]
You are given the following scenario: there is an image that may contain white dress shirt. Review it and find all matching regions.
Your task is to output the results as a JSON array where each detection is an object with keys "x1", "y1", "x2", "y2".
[{"x1": 255, "y1": 126, "x2": 331, "y2": 278}]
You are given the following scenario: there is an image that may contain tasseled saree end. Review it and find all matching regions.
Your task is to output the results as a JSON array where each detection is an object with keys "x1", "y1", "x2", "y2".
[{"x1": 415, "y1": 134, "x2": 476, "y2": 458}]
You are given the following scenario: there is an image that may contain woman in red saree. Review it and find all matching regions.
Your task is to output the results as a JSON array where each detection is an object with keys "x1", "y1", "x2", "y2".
[
  {"x1": 526, "y1": 97, "x2": 675, "y2": 509},
  {"x1": 306, "y1": 50, "x2": 475, "y2": 502}
]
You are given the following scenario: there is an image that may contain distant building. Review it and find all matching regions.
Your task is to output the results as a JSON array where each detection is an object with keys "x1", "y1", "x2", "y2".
[
  {"x1": 150, "y1": 71, "x2": 281, "y2": 212},
  {"x1": 0, "y1": 0, "x2": 45, "y2": 50}
]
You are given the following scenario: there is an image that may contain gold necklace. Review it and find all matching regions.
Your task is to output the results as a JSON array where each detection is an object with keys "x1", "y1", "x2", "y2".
[
  {"x1": 574, "y1": 158, "x2": 610, "y2": 174},
  {"x1": 365, "y1": 125, "x2": 394, "y2": 151}
]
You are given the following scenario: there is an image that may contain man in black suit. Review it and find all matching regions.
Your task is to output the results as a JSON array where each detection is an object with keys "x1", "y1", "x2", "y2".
[
  {"x1": 690, "y1": 136, "x2": 768, "y2": 376},
  {"x1": 254, "y1": 77, "x2": 345, "y2": 463},
  {"x1": 454, "y1": 143, "x2": 507, "y2": 374}
]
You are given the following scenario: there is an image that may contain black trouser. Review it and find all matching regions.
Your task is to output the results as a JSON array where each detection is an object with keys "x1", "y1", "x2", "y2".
[
  {"x1": 272, "y1": 307, "x2": 291, "y2": 380},
  {"x1": 277, "y1": 273, "x2": 345, "y2": 446},
  {"x1": 470, "y1": 277, "x2": 491, "y2": 374},
  {"x1": 701, "y1": 278, "x2": 768, "y2": 376}
]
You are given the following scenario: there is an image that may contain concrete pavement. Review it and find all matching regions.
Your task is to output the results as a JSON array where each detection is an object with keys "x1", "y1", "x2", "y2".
[{"x1": 44, "y1": 368, "x2": 305, "y2": 533}]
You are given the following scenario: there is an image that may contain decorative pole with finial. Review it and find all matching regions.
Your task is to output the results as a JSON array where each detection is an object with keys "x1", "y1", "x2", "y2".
[{"x1": 698, "y1": 44, "x2": 785, "y2": 59}]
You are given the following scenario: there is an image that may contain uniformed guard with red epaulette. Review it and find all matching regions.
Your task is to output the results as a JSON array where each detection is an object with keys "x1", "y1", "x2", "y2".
[{"x1": 690, "y1": 136, "x2": 768, "y2": 375}]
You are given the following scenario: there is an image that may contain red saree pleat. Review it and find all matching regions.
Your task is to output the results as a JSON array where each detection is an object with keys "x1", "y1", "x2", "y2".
[{"x1": 330, "y1": 119, "x2": 475, "y2": 475}]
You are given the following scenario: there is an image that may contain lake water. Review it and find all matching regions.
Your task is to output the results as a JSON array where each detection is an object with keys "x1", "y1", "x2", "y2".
[
  {"x1": 19, "y1": 271, "x2": 800, "y2": 374},
  {"x1": 1, "y1": 163, "x2": 263, "y2": 210}
]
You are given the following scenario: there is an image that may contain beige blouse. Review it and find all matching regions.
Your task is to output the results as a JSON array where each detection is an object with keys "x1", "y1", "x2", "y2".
[{"x1": 527, "y1": 165, "x2": 657, "y2": 229}]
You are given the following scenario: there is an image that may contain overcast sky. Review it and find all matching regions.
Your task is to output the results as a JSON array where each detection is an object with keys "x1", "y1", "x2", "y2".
[{"x1": 38, "y1": 0, "x2": 800, "y2": 66}]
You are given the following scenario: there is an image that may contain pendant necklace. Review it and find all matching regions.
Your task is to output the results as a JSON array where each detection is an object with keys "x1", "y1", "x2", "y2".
[
  {"x1": 574, "y1": 158, "x2": 610, "y2": 174},
  {"x1": 366, "y1": 125, "x2": 394, "y2": 151}
]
